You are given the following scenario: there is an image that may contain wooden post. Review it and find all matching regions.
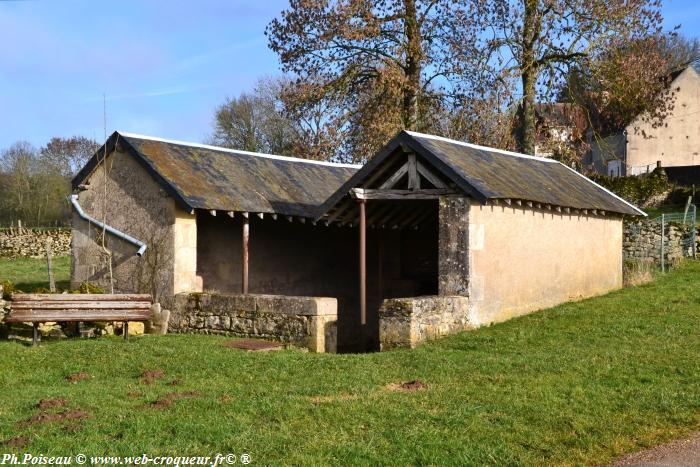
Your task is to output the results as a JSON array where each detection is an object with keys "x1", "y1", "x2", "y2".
[
  {"x1": 123, "y1": 322, "x2": 129, "y2": 341},
  {"x1": 32, "y1": 323, "x2": 39, "y2": 346},
  {"x1": 359, "y1": 199, "x2": 367, "y2": 325},
  {"x1": 46, "y1": 238, "x2": 56, "y2": 293},
  {"x1": 242, "y1": 213, "x2": 249, "y2": 294}
]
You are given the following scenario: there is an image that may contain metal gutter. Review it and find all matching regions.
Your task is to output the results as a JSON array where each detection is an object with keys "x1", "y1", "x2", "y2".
[{"x1": 70, "y1": 194, "x2": 147, "y2": 256}]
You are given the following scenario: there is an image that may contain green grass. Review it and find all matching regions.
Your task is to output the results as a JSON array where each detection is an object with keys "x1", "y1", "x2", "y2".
[
  {"x1": 0, "y1": 256, "x2": 70, "y2": 292},
  {"x1": 2, "y1": 262, "x2": 700, "y2": 464}
]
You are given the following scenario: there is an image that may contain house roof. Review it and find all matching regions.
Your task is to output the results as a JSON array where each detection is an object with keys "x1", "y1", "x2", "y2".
[
  {"x1": 72, "y1": 131, "x2": 360, "y2": 219},
  {"x1": 317, "y1": 131, "x2": 645, "y2": 218}
]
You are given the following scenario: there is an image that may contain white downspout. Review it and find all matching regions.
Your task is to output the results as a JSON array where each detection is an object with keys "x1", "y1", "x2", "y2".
[{"x1": 70, "y1": 194, "x2": 147, "y2": 257}]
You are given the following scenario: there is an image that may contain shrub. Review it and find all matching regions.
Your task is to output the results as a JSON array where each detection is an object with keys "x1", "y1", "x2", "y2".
[
  {"x1": 623, "y1": 261, "x2": 656, "y2": 287},
  {"x1": 590, "y1": 168, "x2": 669, "y2": 207}
]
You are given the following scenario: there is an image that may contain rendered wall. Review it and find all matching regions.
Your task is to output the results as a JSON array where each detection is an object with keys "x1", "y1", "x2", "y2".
[
  {"x1": 70, "y1": 148, "x2": 180, "y2": 304},
  {"x1": 626, "y1": 67, "x2": 700, "y2": 170},
  {"x1": 467, "y1": 202, "x2": 623, "y2": 326}
]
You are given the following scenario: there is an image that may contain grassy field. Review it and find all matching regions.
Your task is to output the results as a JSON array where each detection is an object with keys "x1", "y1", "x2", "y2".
[
  {"x1": 0, "y1": 256, "x2": 71, "y2": 292},
  {"x1": 1, "y1": 260, "x2": 700, "y2": 464}
]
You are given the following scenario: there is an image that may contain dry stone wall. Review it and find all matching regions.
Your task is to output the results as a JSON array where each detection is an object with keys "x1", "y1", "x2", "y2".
[
  {"x1": 379, "y1": 296, "x2": 472, "y2": 350},
  {"x1": 623, "y1": 219, "x2": 698, "y2": 263},
  {"x1": 0, "y1": 229, "x2": 71, "y2": 258},
  {"x1": 170, "y1": 292, "x2": 338, "y2": 352}
]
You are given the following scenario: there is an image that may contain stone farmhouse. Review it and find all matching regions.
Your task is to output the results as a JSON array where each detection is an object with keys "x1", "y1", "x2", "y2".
[
  {"x1": 588, "y1": 66, "x2": 700, "y2": 177},
  {"x1": 71, "y1": 130, "x2": 644, "y2": 352}
]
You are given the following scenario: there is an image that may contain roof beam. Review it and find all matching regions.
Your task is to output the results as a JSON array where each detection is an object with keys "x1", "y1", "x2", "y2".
[
  {"x1": 351, "y1": 188, "x2": 457, "y2": 200},
  {"x1": 379, "y1": 163, "x2": 408, "y2": 189},
  {"x1": 416, "y1": 161, "x2": 447, "y2": 189}
]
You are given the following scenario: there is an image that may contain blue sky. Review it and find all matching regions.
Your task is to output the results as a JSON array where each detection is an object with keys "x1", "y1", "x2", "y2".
[{"x1": 1, "y1": 0, "x2": 699, "y2": 149}]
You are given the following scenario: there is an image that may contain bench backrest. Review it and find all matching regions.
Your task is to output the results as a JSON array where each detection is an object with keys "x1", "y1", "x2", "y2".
[{"x1": 6, "y1": 294, "x2": 153, "y2": 323}]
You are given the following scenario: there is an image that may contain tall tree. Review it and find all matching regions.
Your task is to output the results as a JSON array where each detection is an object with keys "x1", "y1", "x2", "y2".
[
  {"x1": 453, "y1": 0, "x2": 664, "y2": 155},
  {"x1": 209, "y1": 77, "x2": 298, "y2": 155},
  {"x1": 267, "y1": 0, "x2": 479, "y2": 159},
  {"x1": 41, "y1": 136, "x2": 99, "y2": 176}
]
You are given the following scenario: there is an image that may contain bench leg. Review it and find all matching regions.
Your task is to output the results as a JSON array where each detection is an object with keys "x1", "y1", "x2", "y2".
[
  {"x1": 32, "y1": 323, "x2": 39, "y2": 346},
  {"x1": 123, "y1": 322, "x2": 129, "y2": 341}
]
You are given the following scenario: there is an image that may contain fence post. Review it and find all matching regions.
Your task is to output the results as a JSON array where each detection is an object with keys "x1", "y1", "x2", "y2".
[
  {"x1": 691, "y1": 207, "x2": 698, "y2": 259},
  {"x1": 46, "y1": 238, "x2": 56, "y2": 293},
  {"x1": 661, "y1": 213, "x2": 665, "y2": 273}
]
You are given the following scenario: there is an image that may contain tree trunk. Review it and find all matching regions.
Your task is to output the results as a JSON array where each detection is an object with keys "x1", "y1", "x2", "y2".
[
  {"x1": 516, "y1": 0, "x2": 540, "y2": 155},
  {"x1": 519, "y1": 69, "x2": 537, "y2": 155},
  {"x1": 403, "y1": 0, "x2": 421, "y2": 130}
]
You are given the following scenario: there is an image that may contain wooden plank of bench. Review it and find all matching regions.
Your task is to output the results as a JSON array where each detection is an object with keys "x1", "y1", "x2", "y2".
[
  {"x1": 5, "y1": 310, "x2": 151, "y2": 323},
  {"x1": 11, "y1": 303, "x2": 151, "y2": 310},
  {"x1": 11, "y1": 294, "x2": 151, "y2": 302}
]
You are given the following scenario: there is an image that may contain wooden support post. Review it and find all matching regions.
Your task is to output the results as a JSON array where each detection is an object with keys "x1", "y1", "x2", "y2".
[
  {"x1": 358, "y1": 199, "x2": 367, "y2": 326},
  {"x1": 242, "y1": 213, "x2": 250, "y2": 294},
  {"x1": 407, "y1": 153, "x2": 419, "y2": 190},
  {"x1": 32, "y1": 323, "x2": 39, "y2": 346},
  {"x1": 123, "y1": 322, "x2": 129, "y2": 341}
]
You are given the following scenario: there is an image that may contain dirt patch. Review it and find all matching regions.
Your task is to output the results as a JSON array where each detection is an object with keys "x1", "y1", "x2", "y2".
[
  {"x1": 2, "y1": 435, "x2": 29, "y2": 448},
  {"x1": 219, "y1": 394, "x2": 233, "y2": 403},
  {"x1": 309, "y1": 394, "x2": 358, "y2": 404},
  {"x1": 22, "y1": 410, "x2": 90, "y2": 427},
  {"x1": 127, "y1": 391, "x2": 143, "y2": 399},
  {"x1": 36, "y1": 397, "x2": 68, "y2": 410},
  {"x1": 385, "y1": 380, "x2": 427, "y2": 392},
  {"x1": 169, "y1": 378, "x2": 183, "y2": 386},
  {"x1": 65, "y1": 372, "x2": 90, "y2": 383},
  {"x1": 139, "y1": 369, "x2": 166, "y2": 385},
  {"x1": 147, "y1": 391, "x2": 201, "y2": 410},
  {"x1": 612, "y1": 431, "x2": 700, "y2": 466}
]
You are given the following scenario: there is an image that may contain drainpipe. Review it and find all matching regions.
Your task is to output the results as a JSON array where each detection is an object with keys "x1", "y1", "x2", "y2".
[{"x1": 70, "y1": 194, "x2": 147, "y2": 257}]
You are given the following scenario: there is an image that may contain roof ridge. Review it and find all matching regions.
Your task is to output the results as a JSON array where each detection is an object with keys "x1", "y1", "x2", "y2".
[
  {"x1": 405, "y1": 130, "x2": 557, "y2": 163},
  {"x1": 118, "y1": 131, "x2": 362, "y2": 169}
]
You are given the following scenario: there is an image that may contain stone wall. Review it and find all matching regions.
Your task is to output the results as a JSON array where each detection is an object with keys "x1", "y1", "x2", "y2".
[
  {"x1": 623, "y1": 219, "x2": 697, "y2": 263},
  {"x1": 170, "y1": 292, "x2": 338, "y2": 352},
  {"x1": 379, "y1": 296, "x2": 472, "y2": 350},
  {"x1": 0, "y1": 229, "x2": 70, "y2": 258}
]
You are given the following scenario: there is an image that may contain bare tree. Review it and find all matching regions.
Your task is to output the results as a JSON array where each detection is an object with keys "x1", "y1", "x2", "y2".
[
  {"x1": 450, "y1": 0, "x2": 665, "y2": 155},
  {"x1": 267, "y1": 0, "x2": 481, "y2": 160}
]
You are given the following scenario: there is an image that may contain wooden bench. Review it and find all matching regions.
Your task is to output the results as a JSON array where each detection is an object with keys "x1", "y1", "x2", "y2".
[{"x1": 5, "y1": 294, "x2": 153, "y2": 345}]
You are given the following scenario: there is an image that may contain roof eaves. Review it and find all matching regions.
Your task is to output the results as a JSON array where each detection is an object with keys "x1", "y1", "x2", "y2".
[{"x1": 558, "y1": 163, "x2": 646, "y2": 216}]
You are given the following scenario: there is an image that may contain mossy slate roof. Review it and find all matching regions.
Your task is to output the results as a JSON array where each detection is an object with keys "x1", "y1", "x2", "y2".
[
  {"x1": 74, "y1": 130, "x2": 644, "y2": 220},
  {"x1": 72, "y1": 132, "x2": 360, "y2": 219},
  {"x1": 317, "y1": 131, "x2": 644, "y2": 217}
]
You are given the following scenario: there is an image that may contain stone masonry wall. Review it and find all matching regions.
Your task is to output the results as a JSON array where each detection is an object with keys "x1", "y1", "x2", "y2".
[
  {"x1": 379, "y1": 296, "x2": 472, "y2": 350},
  {"x1": 623, "y1": 219, "x2": 698, "y2": 263},
  {"x1": 0, "y1": 229, "x2": 70, "y2": 258},
  {"x1": 170, "y1": 292, "x2": 338, "y2": 352},
  {"x1": 438, "y1": 196, "x2": 470, "y2": 296}
]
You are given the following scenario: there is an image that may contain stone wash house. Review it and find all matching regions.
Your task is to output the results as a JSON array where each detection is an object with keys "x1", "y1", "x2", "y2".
[
  {"x1": 588, "y1": 66, "x2": 700, "y2": 177},
  {"x1": 71, "y1": 131, "x2": 644, "y2": 352}
]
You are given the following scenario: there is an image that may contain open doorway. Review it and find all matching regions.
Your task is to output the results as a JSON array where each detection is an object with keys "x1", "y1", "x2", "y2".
[{"x1": 338, "y1": 199, "x2": 439, "y2": 352}]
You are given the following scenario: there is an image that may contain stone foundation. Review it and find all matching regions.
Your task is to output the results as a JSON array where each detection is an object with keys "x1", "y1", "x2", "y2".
[
  {"x1": 379, "y1": 296, "x2": 472, "y2": 350},
  {"x1": 170, "y1": 293, "x2": 337, "y2": 352}
]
